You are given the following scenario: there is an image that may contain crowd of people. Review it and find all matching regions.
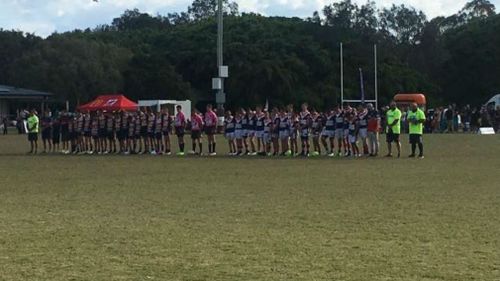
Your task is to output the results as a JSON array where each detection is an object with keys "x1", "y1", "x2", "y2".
[{"x1": 21, "y1": 102, "x2": 428, "y2": 158}]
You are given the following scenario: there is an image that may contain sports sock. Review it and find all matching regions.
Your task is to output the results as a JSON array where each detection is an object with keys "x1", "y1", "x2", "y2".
[
  {"x1": 418, "y1": 143, "x2": 423, "y2": 156},
  {"x1": 199, "y1": 143, "x2": 203, "y2": 154},
  {"x1": 411, "y1": 143, "x2": 416, "y2": 155}
]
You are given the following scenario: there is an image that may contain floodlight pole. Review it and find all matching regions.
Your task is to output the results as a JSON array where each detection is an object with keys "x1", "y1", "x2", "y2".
[{"x1": 216, "y1": 0, "x2": 224, "y2": 116}]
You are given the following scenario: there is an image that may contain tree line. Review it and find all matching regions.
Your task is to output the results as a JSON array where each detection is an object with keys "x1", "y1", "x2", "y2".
[{"x1": 0, "y1": 0, "x2": 498, "y2": 110}]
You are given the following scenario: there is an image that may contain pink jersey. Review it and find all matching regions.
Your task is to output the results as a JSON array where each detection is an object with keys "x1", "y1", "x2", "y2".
[
  {"x1": 191, "y1": 114, "x2": 204, "y2": 131},
  {"x1": 204, "y1": 110, "x2": 218, "y2": 127},
  {"x1": 175, "y1": 112, "x2": 186, "y2": 128}
]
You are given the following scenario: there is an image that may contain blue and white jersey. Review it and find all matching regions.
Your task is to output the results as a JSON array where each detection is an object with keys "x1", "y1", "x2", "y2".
[
  {"x1": 299, "y1": 111, "x2": 310, "y2": 129},
  {"x1": 279, "y1": 116, "x2": 290, "y2": 131},
  {"x1": 325, "y1": 114, "x2": 335, "y2": 131},
  {"x1": 224, "y1": 117, "x2": 235, "y2": 134},
  {"x1": 241, "y1": 115, "x2": 249, "y2": 130},
  {"x1": 255, "y1": 114, "x2": 265, "y2": 132},
  {"x1": 235, "y1": 117, "x2": 243, "y2": 131},
  {"x1": 358, "y1": 111, "x2": 368, "y2": 129},
  {"x1": 335, "y1": 112, "x2": 344, "y2": 129}
]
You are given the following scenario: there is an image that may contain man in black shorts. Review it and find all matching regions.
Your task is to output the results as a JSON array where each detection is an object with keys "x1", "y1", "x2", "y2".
[
  {"x1": 41, "y1": 111, "x2": 52, "y2": 153},
  {"x1": 385, "y1": 101, "x2": 402, "y2": 158}
]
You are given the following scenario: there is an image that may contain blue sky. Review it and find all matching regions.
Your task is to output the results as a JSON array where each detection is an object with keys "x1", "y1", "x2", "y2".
[{"x1": 1, "y1": 0, "x2": 499, "y2": 37}]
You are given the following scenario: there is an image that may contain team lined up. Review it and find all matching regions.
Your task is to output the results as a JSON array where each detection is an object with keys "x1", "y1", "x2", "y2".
[
  {"x1": 39, "y1": 104, "x2": 218, "y2": 156},
  {"x1": 223, "y1": 103, "x2": 383, "y2": 157}
]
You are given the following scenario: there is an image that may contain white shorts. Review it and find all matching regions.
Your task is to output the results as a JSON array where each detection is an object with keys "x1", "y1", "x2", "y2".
[
  {"x1": 348, "y1": 134, "x2": 357, "y2": 144},
  {"x1": 279, "y1": 130, "x2": 289, "y2": 140},
  {"x1": 256, "y1": 130, "x2": 264, "y2": 139},
  {"x1": 235, "y1": 130, "x2": 243, "y2": 139},
  {"x1": 225, "y1": 133, "x2": 235, "y2": 141},
  {"x1": 323, "y1": 130, "x2": 335, "y2": 138},
  {"x1": 359, "y1": 128, "x2": 368, "y2": 139},
  {"x1": 335, "y1": 129, "x2": 344, "y2": 139}
]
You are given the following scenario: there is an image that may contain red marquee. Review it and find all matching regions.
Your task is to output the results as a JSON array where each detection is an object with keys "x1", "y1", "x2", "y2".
[{"x1": 77, "y1": 94, "x2": 138, "y2": 112}]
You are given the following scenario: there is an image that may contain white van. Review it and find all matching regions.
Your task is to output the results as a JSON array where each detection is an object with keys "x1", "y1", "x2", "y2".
[{"x1": 485, "y1": 94, "x2": 500, "y2": 109}]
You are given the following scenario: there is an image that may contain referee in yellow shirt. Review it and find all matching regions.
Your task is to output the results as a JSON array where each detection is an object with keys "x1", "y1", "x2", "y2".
[
  {"x1": 385, "y1": 101, "x2": 402, "y2": 157},
  {"x1": 407, "y1": 103, "x2": 426, "y2": 158},
  {"x1": 27, "y1": 109, "x2": 40, "y2": 154}
]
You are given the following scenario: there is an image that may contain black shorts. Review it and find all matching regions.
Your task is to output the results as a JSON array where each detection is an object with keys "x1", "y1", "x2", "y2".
[
  {"x1": 148, "y1": 132, "x2": 155, "y2": 138},
  {"x1": 98, "y1": 128, "x2": 106, "y2": 138},
  {"x1": 84, "y1": 131, "x2": 91, "y2": 137},
  {"x1": 92, "y1": 135, "x2": 99, "y2": 140},
  {"x1": 155, "y1": 132, "x2": 163, "y2": 140},
  {"x1": 42, "y1": 129, "x2": 52, "y2": 140},
  {"x1": 175, "y1": 127, "x2": 185, "y2": 137},
  {"x1": 409, "y1": 134, "x2": 423, "y2": 144},
  {"x1": 386, "y1": 132, "x2": 400, "y2": 143},
  {"x1": 118, "y1": 129, "x2": 128, "y2": 141},
  {"x1": 61, "y1": 126, "x2": 69, "y2": 142},
  {"x1": 107, "y1": 131, "x2": 115, "y2": 140},
  {"x1": 204, "y1": 126, "x2": 216, "y2": 135},
  {"x1": 61, "y1": 131, "x2": 69, "y2": 142},
  {"x1": 52, "y1": 131, "x2": 61, "y2": 144},
  {"x1": 191, "y1": 130, "x2": 201, "y2": 139},
  {"x1": 28, "y1": 132, "x2": 38, "y2": 142},
  {"x1": 140, "y1": 126, "x2": 148, "y2": 138}
]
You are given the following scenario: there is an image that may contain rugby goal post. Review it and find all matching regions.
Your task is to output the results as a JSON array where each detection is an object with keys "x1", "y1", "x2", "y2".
[{"x1": 340, "y1": 43, "x2": 379, "y2": 109}]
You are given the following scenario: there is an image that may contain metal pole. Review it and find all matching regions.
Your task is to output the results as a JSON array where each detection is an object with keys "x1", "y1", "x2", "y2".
[
  {"x1": 374, "y1": 44, "x2": 378, "y2": 110},
  {"x1": 340, "y1": 42, "x2": 344, "y2": 109},
  {"x1": 359, "y1": 68, "x2": 365, "y2": 104},
  {"x1": 217, "y1": 0, "x2": 224, "y2": 117}
]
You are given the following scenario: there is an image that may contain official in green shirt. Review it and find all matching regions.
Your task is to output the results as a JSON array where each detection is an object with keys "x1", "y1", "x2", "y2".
[
  {"x1": 407, "y1": 103, "x2": 426, "y2": 158},
  {"x1": 385, "y1": 101, "x2": 402, "y2": 157},
  {"x1": 27, "y1": 109, "x2": 39, "y2": 154}
]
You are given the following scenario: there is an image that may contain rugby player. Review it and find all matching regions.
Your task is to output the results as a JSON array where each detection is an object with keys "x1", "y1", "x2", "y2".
[
  {"x1": 174, "y1": 105, "x2": 186, "y2": 156},
  {"x1": 190, "y1": 109, "x2": 204, "y2": 155},
  {"x1": 204, "y1": 104, "x2": 218, "y2": 156}
]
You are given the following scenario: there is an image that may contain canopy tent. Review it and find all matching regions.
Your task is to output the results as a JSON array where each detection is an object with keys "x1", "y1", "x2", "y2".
[
  {"x1": 78, "y1": 95, "x2": 138, "y2": 112},
  {"x1": 138, "y1": 100, "x2": 191, "y2": 120}
]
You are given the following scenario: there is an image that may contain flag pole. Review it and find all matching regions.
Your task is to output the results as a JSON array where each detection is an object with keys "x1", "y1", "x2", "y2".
[{"x1": 340, "y1": 42, "x2": 344, "y2": 109}]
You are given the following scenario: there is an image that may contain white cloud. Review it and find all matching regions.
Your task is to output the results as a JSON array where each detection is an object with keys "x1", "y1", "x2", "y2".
[{"x1": 0, "y1": 0, "x2": 498, "y2": 37}]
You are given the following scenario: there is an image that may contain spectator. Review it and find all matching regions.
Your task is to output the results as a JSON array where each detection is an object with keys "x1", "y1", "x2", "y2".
[
  {"x1": 471, "y1": 107, "x2": 480, "y2": 132},
  {"x1": 445, "y1": 105, "x2": 454, "y2": 133},
  {"x1": 2, "y1": 116, "x2": 8, "y2": 135},
  {"x1": 462, "y1": 105, "x2": 471, "y2": 132}
]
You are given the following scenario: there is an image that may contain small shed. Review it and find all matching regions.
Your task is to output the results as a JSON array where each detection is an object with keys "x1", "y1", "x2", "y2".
[{"x1": 0, "y1": 85, "x2": 52, "y2": 119}]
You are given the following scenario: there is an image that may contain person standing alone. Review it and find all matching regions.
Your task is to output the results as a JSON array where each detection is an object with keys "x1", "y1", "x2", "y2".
[
  {"x1": 407, "y1": 103, "x2": 426, "y2": 158},
  {"x1": 385, "y1": 101, "x2": 402, "y2": 158},
  {"x1": 27, "y1": 110, "x2": 39, "y2": 154}
]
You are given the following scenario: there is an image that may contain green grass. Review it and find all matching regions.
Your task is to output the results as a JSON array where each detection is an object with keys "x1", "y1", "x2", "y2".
[{"x1": 0, "y1": 133, "x2": 499, "y2": 281}]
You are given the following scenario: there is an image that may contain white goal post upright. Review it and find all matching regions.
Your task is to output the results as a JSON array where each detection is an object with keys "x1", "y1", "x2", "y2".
[{"x1": 340, "y1": 43, "x2": 379, "y2": 110}]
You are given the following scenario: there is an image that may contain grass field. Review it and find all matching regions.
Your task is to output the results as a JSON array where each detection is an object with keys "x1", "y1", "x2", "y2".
[{"x1": 0, "y1": 133, "x2": 499, "y2": 281}]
